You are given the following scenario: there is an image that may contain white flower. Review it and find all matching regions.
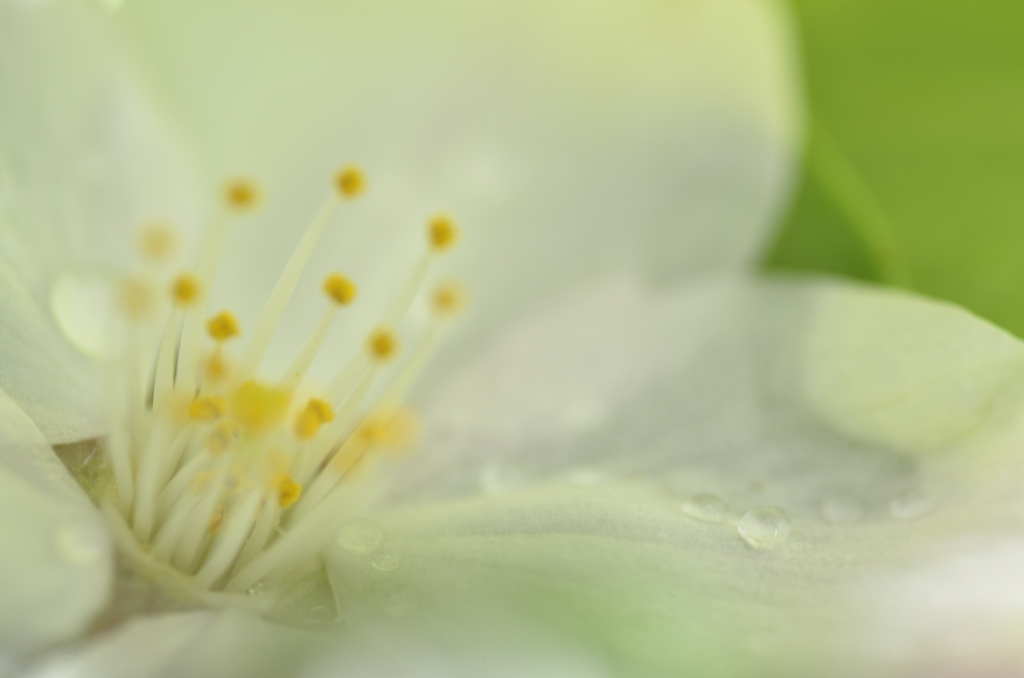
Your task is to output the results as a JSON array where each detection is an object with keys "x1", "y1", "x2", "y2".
[{"x1": 7, "y1": 0, "x2": 1023, "y2": 677}]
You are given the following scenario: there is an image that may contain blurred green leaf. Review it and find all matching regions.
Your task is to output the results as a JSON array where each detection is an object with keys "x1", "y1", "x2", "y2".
[{"x1": 764, "y1": 0, "x2": 1024, "y2": 335}]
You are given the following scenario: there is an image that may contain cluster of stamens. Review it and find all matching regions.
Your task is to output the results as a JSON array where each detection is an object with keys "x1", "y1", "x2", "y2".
[{"x1": 98, "y1": 166, "x2": 463, "y2": 596}]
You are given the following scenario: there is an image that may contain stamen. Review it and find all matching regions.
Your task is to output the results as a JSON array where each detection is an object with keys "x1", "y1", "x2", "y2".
[
  {"x1": 224, "y1": 178, "x2": 262, "y2": 212},
  {"x1": 428, "y1": 214, "x2": 459, "y2": 252},
  {"x1": 335, "y1": 165, "x2": 366, "y2": 199},
  {"x1": 139, "y1": 222, "x2": 178, "y2": 263},
  {"x1": 171, "y1": 274, "x2": 201, "y2": 306},
  {"x1": 206, "y1": 311, "x2": 241, "y2": 342},
  {"x1": 294, "y1": 398, "x2": 334, "y2": 440},
  {"x1": 189, "y1": 396, "x2": 226, "y2": 421},
  {"x1": 367, "y1": 327, "x2": 399, "y2": 362},
  {"x1": 118, "y1": 278, "x2": 156, "y2": 318},
  {"x1": 230, "y1": 382, "x2": 291, "y2": 432},
  {"x1": 432, "y1": 280, "x2": 468, "y2": 317},
  {"x1": 279, "y1": 273, "x2": 358, "y2": 390},
  {"x1": 235, "y1": 167, "x2": 365, "y2": 383}
]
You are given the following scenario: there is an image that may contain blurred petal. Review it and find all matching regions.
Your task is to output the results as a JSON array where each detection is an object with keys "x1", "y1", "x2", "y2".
[
  {"x1": 804, "y1": 284, "x2": 1024, "y2": 454},
  {"x1": 0, "y1": 387, "x2": 112, "y2": 657},
  {"x1": 331, "y1": 275, "x2": 1024, "y2": 674},
  {"x1": 0, "y1": 0, "x2": 200, "y2": 439},
  {"x1": 114, "y1": 0, "x2": 802, "y2": 376}
]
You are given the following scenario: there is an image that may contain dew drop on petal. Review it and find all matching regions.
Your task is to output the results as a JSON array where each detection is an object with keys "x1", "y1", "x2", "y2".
[
  {"x1": 681, "y1": 493, "x2": 729, "y2": 523},
  {"x1": 821, "y1": 495, "x2": 865, "y2": 524},
  {"x1": 889, "y1": 495, "x2": 931, "y2": 520},
  {"x1": 49, "y1": 271, "x2": 119, "y2": 360},
  {"x1": 737, "y1": 505, "x2": 791, "y2": 550},
  {"x1": 336, "y1": 522, "x2": 384, "y2": 554},
  {"x1": 382, "y1": 587, "x2": 418, "y2": 617},
  {"x1": 54, "y1": 524, "x2": 106, "y2": 566},
  {"x1": 371, "y1": 551, "x2": 401, "y2": 572}
]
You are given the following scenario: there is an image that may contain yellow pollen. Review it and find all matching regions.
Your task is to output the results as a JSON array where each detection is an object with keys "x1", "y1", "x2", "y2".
[
  {"x1": 427, "y1": 214, "x2": 459, "y2": 252},
  {"x1": 208, "y1": 504, "x2": 228, "y2": 535},
  {"x1": 189, "y1": 469, "x2": 216, "y2": 495},
  {"x1": 224, "y1": 178, "x2": 262, "y2": 211},
  {"x1": 230, "y1": 381, "x2": 292, "y2": 432},
  {"x1": 117, "y1": 278, "x2": 155, "y2": 317},
  {"x1": 206, "y1": 311, "x2": 241, "y2": 342},
  {"x1": 335, "y1": 165, "x2": 366, "y2": 198},
  {"x1": 432, "y1": 281, "x2": 468, "y2": 316},
  {"x1": 189, "y1": 396, "x2": 227, "y2": 421},
  {"x1": 172, "y1": 273, "x2": 201, "y2": 306},
  {"x1": 358, "y1": 406, "x2": 421, "y2": 450},
  {"x1": 322, "y1": 273, "x2": 358, "y2": 305},
  {"x1": 206, "y1": 420, "x2": 241, "y2": 456},
  {"x1": 366, "y1": 327, "x2": 399, "y2": 362},
  {"x1": 205, "y1": 352, "x2": 231, "y2": 384},
  {"x1": 274, "y1": 474, "x2": 302, "y2": 509},
  {"x1": 294, "y1": 398, "x2": 335, "y2": 439},
  {"x1": 139, "y1": 223, "x2": 178, "y2": 262}
]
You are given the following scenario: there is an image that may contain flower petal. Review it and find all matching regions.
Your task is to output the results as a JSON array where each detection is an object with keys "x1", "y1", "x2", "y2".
[
  {"x1": 328, "y1": 275, "x2": 1024, "y2": 673},
  {"x1": 114, "y1": 0, "x2": 802, "y2": 373},
  {"x1": 0, "y1": 387, "x2": 112, "y2": 657},
  {"x1": 0, "y1": 0, "x2": 200, "y2": 301}
]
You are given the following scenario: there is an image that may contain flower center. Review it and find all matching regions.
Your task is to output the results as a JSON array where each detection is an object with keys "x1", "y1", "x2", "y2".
[{"x1": 94, "y1": 166, "x2": 463, "y2": 597}]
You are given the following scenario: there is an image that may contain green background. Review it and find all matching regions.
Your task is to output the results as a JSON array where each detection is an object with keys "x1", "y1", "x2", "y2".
[{"x1": 764, "y1": 0, "x2": 1024, "y2": 336}]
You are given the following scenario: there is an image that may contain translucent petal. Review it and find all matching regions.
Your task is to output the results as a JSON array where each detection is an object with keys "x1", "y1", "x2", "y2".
[
  {"x1": 114, "y1": 0, "x2": 802, "y2": 377},
  {"x1": 0, "y1": 258, "x2": 105, "y2": 444},
  {"x1": 325, "y1": 275, "x2": 1024, "y2": 673},
  {"x1": 0, "y1": 388, "x2": 112, "y2": 657},
  {"x1": 0, "y1": 0, "x2": 200, "y2": 300},
  {"x1": 27, "y1": 608, "x2": 610, "y2": 678}
]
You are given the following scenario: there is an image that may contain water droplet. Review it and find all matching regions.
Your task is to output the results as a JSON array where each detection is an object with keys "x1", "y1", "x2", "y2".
[
  {"x1": 54, "y1": 524, "x2": 106, "y2": 566},
  {"x1": 821, "y1": 495, "x2": 864, "y2": 524},
  {"x1": 49, "y1": 272, "x2": 119, "y2": 361},
  {"x1": 889, "y1": 495, "x2": 931, "y2": 520},
  {"x1": 371, "y1": 551, "x2": 401, "y2": 572},
  {"x1": 737, "y1": 505, "x2": 791, "y2": 550},
  {"x1": 382, "y1": 587, "x2": 418, "y2": 617},
  {"x1": 681, "y1": 494, "x2": 729, "y2": 523},
  {"x1": 336, "y1": 522, "x2": 384, "y2": 554}
]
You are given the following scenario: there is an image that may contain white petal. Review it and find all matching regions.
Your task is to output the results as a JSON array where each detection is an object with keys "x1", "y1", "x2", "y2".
[
  {"x1": 0, "y1": 0, "x2": 200, "y2": 300},
  {"x1": 326, "y1": 275, "x2": 1024, "y2": 673},
  {"x1": 0, "y1": 258, "x2": 105, "y2": 443},
  {"x1": 0, "y1": 388, "x2": 112, "y2": 657},
  {"x1": 803, "y1": 282, "x2": 1024, "y2": 454},
  {"x1": 114, "y1": 0, "x2": 801, "y2": 375}
]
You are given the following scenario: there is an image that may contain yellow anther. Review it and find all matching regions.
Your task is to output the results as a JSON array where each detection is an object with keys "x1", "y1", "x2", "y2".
[
  {"x1": 205, "y1": 352, "x2": 230, "y2": 384},
  {"x1": 230, "y1": 381, "x2": 291, "y2": 432},
  {"x1": 366, "y1": 327, "x2": 399, "y2": 362},
  {"x1": 139, "y1": 222, "x2": 178, "y2": 262},
  {"x1": 118, "y1": 278, "x2": 155, "y2": 317},
  {"x1": 322, "y1": 273, "x2": 358, "y2": 305},
  {"x1": 358, "y1": 406, "x2": 421, "y2": 450},
  {"x1": 432, "y1": 280, "x2": 468, "y2": 316},
  {"x1": 189, "y1": 470, "x2": 216, "y2": 495},
  {"x1": 172, "y1": 273, "x2": 201, "y2": 306},
  {"x1": 208, "y1": 504, "x2": 228, "y2": 535},
  {"x1": 294, "y1": 398, "x2": 335, "y2": 439},
  {"x1": 206, "y1": 420, "x2": 241, "y2": 456},
  {"x1": 427, "y1": 214, "x2": 459, "y2": 252},
  {"x1": 189, "y1": 396, "x2": 227, "y2": 421},
  {"x1": 224, "y1": 178, "x2": 262, "y2": 211},
  {"x1": 206, "y1": 311, "x2": 241, "y2": 342},
  {"x1": 274, "y1": 474, "x2": 302, "y2": 509},
  {"x1": 335, "y1": 165, "x2": 366, "y2": 199}
]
